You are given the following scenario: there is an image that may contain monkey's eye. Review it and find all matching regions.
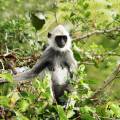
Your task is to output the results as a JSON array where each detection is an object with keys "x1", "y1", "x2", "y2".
[
  {"x1": 55, "y1": 36, "x2": 61, "y2": 41},
  {"x1": 55, "y1": 35, "x2": 67, "y2": 41},
  {"x1": 62, "y1": 35, "x2": 67, "y2": 41}
]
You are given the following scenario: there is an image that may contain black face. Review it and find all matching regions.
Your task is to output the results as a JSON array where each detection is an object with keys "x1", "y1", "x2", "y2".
[{"x1": 55, "y1": 35, "x2": 67, "y2": 48}]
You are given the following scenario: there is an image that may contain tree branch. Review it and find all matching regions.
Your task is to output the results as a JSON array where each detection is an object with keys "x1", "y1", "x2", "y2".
[
  {"x1": 90, "y1": 64, "x2": 120, "y2": 99},
  {"x1": 73, "y1": 26, "x2": 120, "y2": 41}
]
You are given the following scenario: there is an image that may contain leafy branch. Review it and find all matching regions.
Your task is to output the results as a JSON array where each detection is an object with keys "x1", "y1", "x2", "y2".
[
  {"x1": 73, "y1": 26, "x2": 120, "y2": 41},
  {"x1": 90, "y1": 64, "x2": 120, "y2": 99}
]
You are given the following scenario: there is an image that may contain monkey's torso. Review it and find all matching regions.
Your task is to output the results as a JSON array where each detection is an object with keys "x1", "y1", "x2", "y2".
[
  {"x1": 9, "y1": 46, "x2": 76, "y2": 104},
  {"x1": 42, "y1": 47, "x2": 73, "y2": 103}
]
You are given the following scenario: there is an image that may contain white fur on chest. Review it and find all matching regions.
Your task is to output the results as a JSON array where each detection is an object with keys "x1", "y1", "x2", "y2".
[
  {"x1": 51, "y1": 67, "x2": 69, "y2": 85},
  {"x1": 39, "y1": 57, "x2": 69, "y2": 85},
  {"x1": 39, "y1": 67, "x2": 69, "y2": 85}
]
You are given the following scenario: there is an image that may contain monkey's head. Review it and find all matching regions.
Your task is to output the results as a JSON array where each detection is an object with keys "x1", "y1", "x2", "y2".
[{"x1": 48, "y1": 25, "x2": 71, "y2": 51}]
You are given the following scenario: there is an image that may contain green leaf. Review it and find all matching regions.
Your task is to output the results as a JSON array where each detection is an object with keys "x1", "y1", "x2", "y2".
[
  {"x1": 15, "y1": 111, "x2": 29, "y2": 120},
  {"x1": 20, "y1": 91, "x2": 36, "y2": 102},
  {"x1": 0, "y1": 96, "x2": 10, "y2": 106},
  {"x1": 57, "y1": 105, "x2": 68, "y2": 120},
  {"x1": 106, "y1": 102, "x2": 120, "y2": 118},
  {"x1": 83, "y1": 3, "x2": 89, "y2": 9},
  {"x1": 80, "y1": 64, "x2": 85, "y2": 72},
  {"x1": 8, "y1": 91, "x2": 20, "y2": 105},
  {"x1": 0, "y1": 73, "x2": 13, "y2": 82},
  {"x1": 17, "y1": 99, "x2": 29, "y2": 112},
  {"x1": 84, "y1": 11, "x2": 91, "y2": 17},
  {"x1": 67, "y1": 110, "x2": 75, "y2": 119}
]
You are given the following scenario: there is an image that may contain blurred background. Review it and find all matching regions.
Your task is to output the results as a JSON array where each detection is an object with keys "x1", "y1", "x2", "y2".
[{"x1": 0, "y1": 0, "x2": 120, "y2": 119}]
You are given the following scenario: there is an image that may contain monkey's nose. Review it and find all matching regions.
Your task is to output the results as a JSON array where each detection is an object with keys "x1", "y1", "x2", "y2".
[{"x1": 61, "y1": 39, "x2": 65, "y2": 44}]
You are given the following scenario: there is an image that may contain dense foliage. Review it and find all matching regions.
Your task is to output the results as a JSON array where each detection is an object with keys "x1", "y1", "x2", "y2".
[{"x1": 0, "y1": 0, "x2": 120, "y2": 119}]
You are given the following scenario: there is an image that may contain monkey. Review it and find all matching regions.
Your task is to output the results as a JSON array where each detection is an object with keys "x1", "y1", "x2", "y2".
[{"x1": 0, "y1": 25, "x2": 77, "y2": 104}]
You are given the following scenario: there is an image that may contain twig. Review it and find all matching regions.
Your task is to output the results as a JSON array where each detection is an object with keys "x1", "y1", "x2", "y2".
[
  {"x1": 73, "y1": 26, "x2": 120, "y2": 41},
  {"x1": 98, "y1": 116, "x2": 117, "y2": 120},
  {"x1": 0, "y1": 60, "x2": 5, "y2": 70},
  {"x1": 90, "y1": 64, "x2": 120, "y2": 99},
  {"x1": 93, "y1": 112, "x2": 101, "y2": 120}
]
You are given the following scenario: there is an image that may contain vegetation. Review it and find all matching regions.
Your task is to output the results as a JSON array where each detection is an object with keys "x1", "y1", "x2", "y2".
[{"x1": 0, "y1": 0, "x2": 120, "y2": 119}]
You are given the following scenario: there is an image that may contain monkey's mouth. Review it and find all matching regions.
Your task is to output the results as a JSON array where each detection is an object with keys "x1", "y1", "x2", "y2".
[{"x1": 57, "y1": 44, "x2": 65, "y2": 48}]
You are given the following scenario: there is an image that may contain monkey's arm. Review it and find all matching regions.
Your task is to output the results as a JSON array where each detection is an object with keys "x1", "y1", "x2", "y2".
[
  {"x1": 66, "y1": 50, "x2": 77, "y2": 68},
  {"x1": 0, "y1": 48, "x2": 53, "y2": 83},
  {"x1": 13, "y1": 59, "x2": 47, "y2": 81},
  {"x1": 64, "y1": 50, "x2": 77, "y2": 78}
]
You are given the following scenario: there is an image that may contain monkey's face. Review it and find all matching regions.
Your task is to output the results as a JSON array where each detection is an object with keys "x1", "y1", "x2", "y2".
[
  {"x1": 55, "y1": 35, "x2": 67, "y2": 48},
  {"x1": 48, "y1": 25, "x2": 71, "y2": 51}
]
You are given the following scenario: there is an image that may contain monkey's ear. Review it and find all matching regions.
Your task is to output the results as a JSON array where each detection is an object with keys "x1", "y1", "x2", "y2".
[{"x1": 48, "y1": 32, "x2": 52, "y2": 38}]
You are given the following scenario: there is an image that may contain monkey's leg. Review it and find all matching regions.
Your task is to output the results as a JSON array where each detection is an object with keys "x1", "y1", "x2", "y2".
[{"x1": 52, "y1": 84, "x2": 73, "y2": 105}]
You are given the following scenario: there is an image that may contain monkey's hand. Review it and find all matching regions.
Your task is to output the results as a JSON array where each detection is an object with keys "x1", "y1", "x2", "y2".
[
  {"x1": 65, "y1": 49, "x2": 77, "y2": 70},
  {"x1": 63, "y1": 61, "x2": 74, "y2": 79}
]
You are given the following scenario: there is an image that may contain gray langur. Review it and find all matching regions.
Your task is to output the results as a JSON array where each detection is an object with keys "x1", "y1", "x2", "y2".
[{"x1": 0, "y1": 25, "x2": 77, "y2": 104}]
